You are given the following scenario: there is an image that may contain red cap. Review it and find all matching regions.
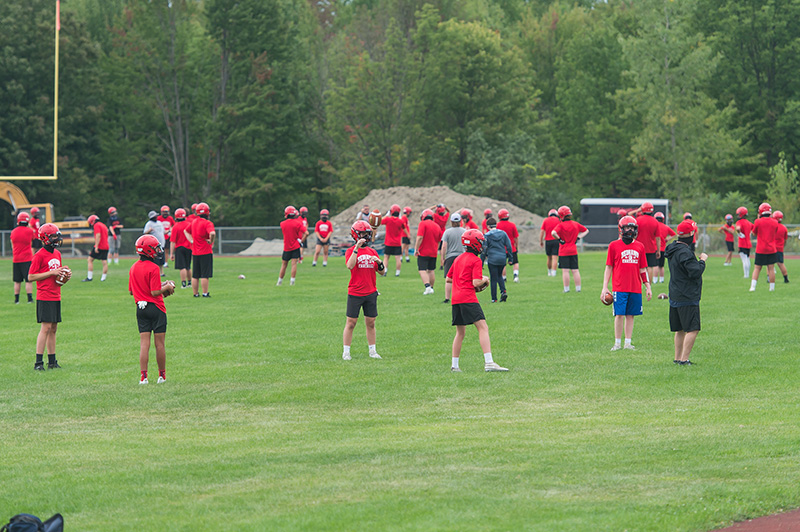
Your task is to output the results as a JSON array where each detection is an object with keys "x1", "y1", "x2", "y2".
[{"x1": 676, "y1": 220, "x2": 695, "y2": 236}]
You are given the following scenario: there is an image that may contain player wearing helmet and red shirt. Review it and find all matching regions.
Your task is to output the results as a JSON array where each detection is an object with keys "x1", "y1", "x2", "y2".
[
  {"x1": 157, "y1": 206, "x2": 175, "y2": 267},
  {"x1": 430, "y1": 204, "x2": 450, "y2": 267},
  {"x1": 107, "y1": 206, "x2": 124, "y2": 264},
  {"x1": 773, "y1": 211, "x2": 789, "y2": 283},
  {"x1": 82, "y1": 214, "x2": 110, "y2": 282},
  {"x1": 401, "y1": 207, "x2": 413, "y2": 263},
  {"x1": 654, "y1": 211, "x2": 676, "y2": 283},
  {"x1": 633, "y1": 202, "x2": 661, "y2": 287},
  {"x1": 169, "y1": 208, "x2": 192, "y2": 288},
  {"x1": 460, "y1": 209, "x2": 479, "y2": 231},
  {"x1": 551, "y1": 206, "x2": 589, "y2": 293},
  {"x1": 446, "y1": 229, "x2": 508, "y2": 372},
  {"x1": 11, "y1": 212, "x2": 36, "y2": 304},
  {"x1": 717, "y1": 214, "x2": 736, "y2": 266},
  {"x1": 28, "y1": 223, "x2": 71, "y2": 371},
  {"x1": 481, "y1": 209, "x2": 493, "y2": 233},
  {"x1": 381, "y1": 204, "x2": 409, "y2": 276},
  {"x1": 601, "y1": 216, "x2": 652, "y2": 351},
  {"x1": 735, "y1": 206, "x2": 753, "y2": 278},
  {"x1": 188, "y1": 204, "x2": 198, "y2": 223},
  {"x1": 277, "y1": 206, "x2": 308, "y2": 286},
  {"x1": 496, "y1": 209, "x2": 520, "y2": 283},
  {"x1": 185, "y1": 202, "x2": 216, "y2": 297},
  {"x1": 415, "y1": 209, "x2": 443, "y2": 295},
  {"x1": 343, "y1": 221, "x2": 386, "y2": 361},
  {"x1": 29, "y1": 206, "x2": 42, "y2": 250},
  {"x1": 749, "y1": 202, "x2": 780, "y2": 292},
  {"x1": 540, "y1": 208, "x2": 561, "y2": 277},
  {"x1": 129, "y1": 234, "x2": 175, "y2": 384},
  {"x1": 298, "y1": 206, "x2": 309, "y2": 262},
  {"x1": 313, "y1": 209, "x2": 333, "y2": 267}
]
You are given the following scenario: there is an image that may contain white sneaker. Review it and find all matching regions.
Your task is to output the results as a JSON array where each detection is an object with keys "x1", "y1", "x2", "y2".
[
  {"x1": 749, "y1": 287, "x2": 756, "y2": 292},
  {"x1": 157, "y1": 376, "x2": 166, "y2": 384},
  {"x1": 610, "y1": 344, "x2": 622, "y2": 352},
  {"x1": 451, "y1": 367, "x2": 461, "y2": 372},
  {"x1": 513, "y1": 276, "x2": 519, "y2": 283},
  {"x1": 623, "y1": 344, "x2": 636, "y2": 351},
  {"x1": 139, "y1": 377, "x2": 148, "y2": 385},
  {"x1": 484, "y1": 362, "x2": 508, "y2": 372},
  {"x1": 276, "y1": 279, "x2": 283, "y2": 286},
  {"x1": 342, "y1": 353, "x2": 351, "y2": 361},
  {"x1": 289, "y1": 278, "x2": 295, "y2": 286},
  {"x1": 369, "y1": 352, "x2": 382, "y2": 359},
  {"x1": 423, "y1": 286, "x2": 434, "y2": 295}
]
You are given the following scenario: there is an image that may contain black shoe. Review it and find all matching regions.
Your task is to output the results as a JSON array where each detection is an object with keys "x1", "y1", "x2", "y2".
[
  {"x1": 202, "y1": 293, "x2": 211, "y2": 298},
  {"x1": 34, "y1": 363, "x2": 45, "y2": 371},
  {"x1": 500, "y1": 292, "x2": 508, "y2": 302},
  {"x1": 673, "y1": 359, "x2": 680, "y2": 364},
  {"x1": 48, "y1": 362, "x2": 61, "y2": 369},
  {"x1": 82, "y1": 278, "x2": 92, "y2": 282},
  {"x1": 679, "y1": 360, "x2": 694, "y2": 366},
  {"x1": 193, "y1": 294, "x2": 200, "y2": 298},
  {"x1": 784, "y1": 278, "x2": 789, "y2": 283},
  {"x1": 442, "y1": 299, "x2": 450, "y2": 304}
]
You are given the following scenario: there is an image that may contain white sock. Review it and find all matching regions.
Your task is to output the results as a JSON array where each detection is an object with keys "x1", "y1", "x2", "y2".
[
  {"x1": 395, "y1": 270, "x2": 400, "y2": 276},
  {"x1": 483, "y1": 352, "x2": 493, "y2": 364},
  {"x1": 290, "y1": 277, "x2": 295, "y2": 285},
  {"x1": 323, "y1": 261, "x2": 327, "y2": 266},
  {"x1": 100, "y1": 274, "x2": 107, "y2": 281},
  {"x1": 503, "y1": 276, "x2": 507, "y2": 281},
  {"x1": 452, "y1": 357, "x2": 459, "y2": 369},
  {"x1": 343, "y1": 345, "x2": 350, "y2": 356},
  {"x1": 564, "y1": 288, "x2": 570, "y2": 293},
  {"x1": 368, "y1": 344, "x2": 377, "y2": 355},
  {"x1": 87, "y1": 271, "x2": 93, "y2": 280},
  {"x1": 576, "y1": 285, "x2": 581, "y2": 292},
  {"x1": 312, "y1": 261, "x2": 317, "y2": 266},
  {"x1": 114, "y1": 259, "x2": 119, "y2": 264},
  {"x1": 614, "y1": 338, "x2": 621, "y2": 346},
  {"x1": 769, "y1": 282, "x2": 775, "y2": 291},
  {"x1": 624, "y1": 338, "x2": 632, "y2": 346},
  {"x1": 750, "y1": 279, "x2": 757, "y2": 290},
  {"x1": 276, "y1": 278, "x2": 283, "y2": 285},
  {"x1": 659, "y1": 277, "x2": 664, "y2": 283}
]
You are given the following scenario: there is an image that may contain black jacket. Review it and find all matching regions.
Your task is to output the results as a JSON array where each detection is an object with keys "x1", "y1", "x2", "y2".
[{"x1": 664, "y1": 241, "x2": 705, "y2": 303}]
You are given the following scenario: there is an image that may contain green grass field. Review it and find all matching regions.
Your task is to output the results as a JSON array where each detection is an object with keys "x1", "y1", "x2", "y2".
[{"x1": 1, "y1": 252, "x2": 798, "y2": 531}]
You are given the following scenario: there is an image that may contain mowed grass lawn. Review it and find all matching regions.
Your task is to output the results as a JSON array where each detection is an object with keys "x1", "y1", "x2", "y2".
[{"x1": 1, "y1": 252, "x2": 799, "y2": 531}]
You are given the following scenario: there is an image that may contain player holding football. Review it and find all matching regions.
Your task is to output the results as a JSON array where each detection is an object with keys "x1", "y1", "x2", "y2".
[
  {"x1": 773, "y1": 210, "x2": 789, "y2": 283},
  {"x1": 277, "y1": 206, "x2": 308, "y2": 286},
  {"x1": 540, "y1": 208, "x2": 561, "y2": 277},
  {"x1": 11, "y1": 212, "x2": 35, "y2": 304},
  {"x1": 415, "y1": 209, "x2": 443, "y2": 295},
  {"x1": 601, "y1": 216, "x2": 652, "y2": 351},
  {"x1": 312, "y1": 209, "x2": 333, "y2": 267},
  {"x1": 169, "y1": 208, "x2": 192, "y2": 288},
  {"x1": 401, "y1": 207, "x2": 413, "y2": 263},
  {"x1": 735, "y1": 206, "x2": 753, "y2": 279},
  {"x1": 129, "y1": 235, "x2": 175, "y2": 384},
  {"x1": 749, "y1": 202, "x2": 779, "y2": 292},
  {"x1": 441, "y1": 213, "x2": 466, "y2": 304},
  {"x1": 107, "y1": 206, "x2": 124, "y2": 265},
  {"x1": 552, "y1": 206, "x2": 589, "y2": 293},
  {"x1": 654, "y1": 211, "x2": 676, "y2": 283},
  {"x1": 28, "y1": 224, "x2": 70, "y2": 371},
  {"x1": 83, "y1": 214, "x2": 110, "y2": 282},
  {"x1": 343, "y1": 221, "x2": 385, "y2": 361},
  {"x1": 717, "y1": 214, "x2": 736, "y2": 266},
  {"x1": 381, "y1": 204, "x2": 409, "y2": 276},
  {"x1": 186, "y1": 202, "x2": 216, "y2": 297},
  {"x1": 446, "y1": 229, "x2": 508, "y2": 372}
]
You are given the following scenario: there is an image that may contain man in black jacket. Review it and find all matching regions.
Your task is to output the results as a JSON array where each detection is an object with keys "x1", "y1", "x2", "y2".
[{"x1": 664, "y1": 220, "x2": 708, "y2": 366}]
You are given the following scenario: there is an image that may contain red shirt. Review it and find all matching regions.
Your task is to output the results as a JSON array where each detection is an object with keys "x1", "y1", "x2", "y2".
[
  {"x1": 170, "y1": 219, "x2": 191, "y2": 249},
  {"x1": 11, "y1": 225, "x2": 35, "y2": 263},
  {"x1": 315, "y1": 220, "x2": 333, "y2": 240},
  {"x1": 496, "y1": 220, "x2": 519, "y2": 252},
  {"x1": 658, "y1": 223, "x2": 676, "y2": 251},
  {"x1": 481, "y1": 218, "x2": 489, "y2": 233},
  {"x1": 606, "y1": 239, "x2": 647, "y2": 294},
  {"x1": 191, "y1": 217, "x2": 215, "y2": 255},
  {"x1": 720, "y1": 223, "x2": 735, "y2": 243},
  {"x1": 735, "y1": 218, "x2": 753, "y2": 249},
  {"x1": 301, "y1": 217, "x2": 309, "y2": 234},
  {"x1": 447, "y1": 252, "x2": 483, "y2": 305},
  {"x1": 30, "y1": 247, "x2": 62, "y2": 301},
  {"x1": 129, "y1": 258, "x2": 166, "y2": 313},
  {"x1": 433, "y1": 212, "x2": 449, "y2": 232},
  {"x1": 540, "y1": 216, "x2": 560, "y2": 241},
  {"x1": 345, "y1": 245, "x2": 380, "y2": 296},
  {"x1": 554, "y1": 220, "x2": 587, "y2": 256},
  {"x1": 93, "y1": 222, "x2": 110, "y2": 250},
  {"x1": 416, "y1": 219, "x2": 442, "y2": 257},
  {"x1": 400, "y1": 215, "x2": 411, "y2": 237},
  {"x1": 157, "y1": 215, "x2": 175, "y2": 238},
  {"x1": 381, "y1": 216, "x2": 406, "y2": 247},
  {"x1": 752, "y1": 216, "x2": 779, "y2": 254},
  {"x1": 776, "y1": 224, "x2": 788, "y2": 252},
  {"x1": 30, "y1": 218, "x2": 41, "y2": 237},
  {"x1": 635, "y1": 214, "x2": 660, "y2": 254},
  {"x1": 462, "y1": 219, "x2": 479, "y2": 231},
  {"x1": 280, "y1": 218, "x2": 306, "y2": 252}
]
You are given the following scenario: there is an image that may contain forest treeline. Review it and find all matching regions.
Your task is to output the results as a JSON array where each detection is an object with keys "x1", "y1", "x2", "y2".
[{"x1": 2, "y1": 0, "x2": 800, "y2": 226}]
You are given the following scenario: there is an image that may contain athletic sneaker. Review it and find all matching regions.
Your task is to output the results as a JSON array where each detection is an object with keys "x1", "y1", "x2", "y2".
[
  {"x1": 442, "y1": 299, "x2": 450, "y2": 304},
  {"x1": 312, "y1": 262, "x2": 317, "y2": 267},
  {"x1": 623, "y1": 344, "x2": 636, "y2": 351},
  {"x1": 193, "y1": 294, "x2": 200, "y2": 298},
  {"x1": 673, "y1": 359, "x2": 680, "y2": 364},
  {"x1": 749, "y1": 286, "x2": 756, "y2": 292},
  {"x1": 500, "y1": 292, "x2": 508, "y2": 302},
  {"x1": 202, "y1": 293, "x2": 211, "y2": 298},
  {"x1": 157, "y1": 376, "x2": 166, "y2": 384},
  {"x1": 423, "y1": 286, "x2": 434, "y2": 295},
  {"x1": 342, "y1": 353, "x2": 351, "y2": 361},
  {"x1": 369, "y1": 352, "x2": 382, "y2": 359},
  {"x1": 47, "y1": 362, "x2": 61, "y2": 369},
  {"x1": 679, "y1": 360, "x2": 694, "y2": 366},
  {"x1": 82, "y1": 278, "x2": 92, "y2": 282},
  {"x1": 484, "y1": 362, "x2": 508, "y2": 372},
  {"x1": 34, "y1": 363, "x2": 45, "y2": 371},
  {"x1": 610, "y1": 345, "x2": 622, "y2": 352},
  {"x1": 139, "y1": 377, "x2": 148, "y2": 385},
  {"x1": 513, "y1": 276, "x2": 519, "y2": 283},
  {"x1": 451, "y1": 367, "x2": 461, "y2": 372}
]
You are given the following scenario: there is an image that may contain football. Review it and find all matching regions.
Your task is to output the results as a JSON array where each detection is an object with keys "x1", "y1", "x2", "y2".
[
  {"x1": 657, "y1": 293, "x2": 668, "y2": 300},
  {"x1": 602, "y1": 292, "x2": 614, "y2": 306},
  {"x1": 55, "y1": 267, "x2": 71, "y2": 286},
  {"x1": 368, "y1": 209, "x2": 382, "y2": 229},
  {"x1": 475, "y1": 276, "x2": 489, "y2": 292},
  {"x1": 161, "y1": 280, "x2": 175, "y2": 297}
]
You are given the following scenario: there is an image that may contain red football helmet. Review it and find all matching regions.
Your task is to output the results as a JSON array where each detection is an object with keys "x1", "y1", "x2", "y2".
[
  {"x1": 484, "y1": 208, "x2": 492, "y2": 216},
  {"x1": 351, "y1": 220, "x2": 373, "y2": 242},
  {"x1": 683, "y1": 212, "x2": 692, "y2": 220},
  {"x1": 191, "y1": 203, "x2": 198, "y2": 214},
  {"x1": 435, "y1": 204, "x2": 447, "y2": 215},
  {"x1": 196, "y1": 202, "x2": 210, "y2": 216},
  {"x1": 421, "y1": 209, "x2": 434, "y2": 220},
  {"x1": 87, "y1": 214, "x2": 99, "y2": 226},
  {"x1": 17, "y1": 212, "x2": 30, "y2": 224},
  {"x1": 617, "y1": 209, "x2": 627, "y2": 218},
  {"x1": 557, "y1": 206, "x2": 571, "y2": 220},
  {"x1": 284, "y1": 205, "x2": 297, "y2": 218},
  {"x1": 758, "y1": 202, "x2": 772, "y2": 215},
  {"x1": 618, "y1": 215, "x2": 638, "y2": 239},
  {"x1": 174, "y1": 208, "x2": 187, "y2": 219},
  {"x1": 135, "y1": 234, "x2": 162, "y2": 258},
  {"x1": 462, "y1": 229, "x2": 485, "y2": 254},
  {"x1": 548, "y1": 208, "x2": 558, "y2": 217},
  {"x1": 30, "y1": 206, "x2": 40, "y2": 215},
  {"x1": 736, "y1": 206, "x2": 748, "y2": 218},
  {"x1": 498, "y1": 209, "x2": 510, "y2": 220},
  {"x1": 299, "y1": 206, "x2": 308, "y2": 215},
  {"x1": 725, "y1": 214, "x2": 733, "y2": 221},
  {"x1": 403, "y1": 206, "x2": 412, "y2": 215},
  {"x1": 641, "y1": 201, "x2": 654, "y2": 214},
  {"x1": 460, "y1": 208, "x2": 471, "y2": 220},
  {"x1": 108, "y1": 206, "x2": 117, "y2": 215},
  {"x1": 773, "y1": 210, "x2": 784, "y2": 221},
  {"x1": 161, "y1": 205, "x2": 170, "y2": 214},
  {"x1": 38, "y1": 223, "x2": 62, "y2": 247},
  {"x1": 320, "y1": 209, "x2": 330, "y2": 217},
  {"x1": 390, "y1": 204, "x2": 401, "y2": 215},
  {"x1": 654, "y1": 211, "x2": 665, "y2": 220}
]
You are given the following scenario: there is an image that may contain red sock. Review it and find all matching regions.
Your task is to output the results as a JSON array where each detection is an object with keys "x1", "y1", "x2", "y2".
[
  {"x1": 141, "y1": 370, "x2": 147, "y2": 380},
  {"x1": 159, "y1": 370, "x2": 166, "y2": 379}
]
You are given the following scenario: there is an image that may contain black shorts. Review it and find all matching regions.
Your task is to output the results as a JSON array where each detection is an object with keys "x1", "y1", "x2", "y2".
[
  {"x1": 316, "y1": 239, "x2": 329, "y2": 247},
  {"x1": 136, "y1": 303, "x2": 167, "y2": 333},
  {"x1": 418, "y1": 256, "x2": 437, "y2": 271},
  {"x1": 645, "y1": 253, "x2": 658, "y2": 268},
  {"x1": 452, "y1": 302, "x2": 486, "y2": 326},
  {"x1": 90, "y1": 248, "x2": 109, "y2": 261},
  {"x1": 282, "y1": 249, "x2": 301, "y2": 261},
  {"x1": 657, "y1": 255, "x2": 666, "y2": 268},
  {"x1": 726, "y1": 241, "x2": 734, "y2": 252},
  {"x1": 346, "y1": 291, "x2": 378, "y2": 318},
  {"x1": 301, "y1": 240, "x2": 308, "y2": 249},
  {"x1": 37, "y1": 300, "x2": 61, "y2": 323},
  {"x1": 443, "y1": 256, "x2": 457, "y2": 276},
  {"x1": 509, "y1": 251, "x2": 519, "y2": 265},
  {"x1": 192, "y1": 253, "x2": 213, "y2": 279},
  {"x1": 13, "y1": 261, "x2": 31, "y2": 283},
  {"x1": 545, "y1": 240, "x2": 559, "y2": 256},
  {"x1": 384, "y1": 245, "x2": 402, "y2": 256},
  {"x1": 402, "y1": 236, "x2": 411, "y2": 245},
  {"x1": 777, "y1": 251, "x2": 784, "y2": 263},
  {"x1": 754, "y1": 252, "x2": 777, "y2": 266},
  {"x1": 739, "y1": 247, "x2": 751, "y2": 256},
  {"x1": 669, "y1": 305, "x2": 700, "y2": 333},
  {"x1": 558, "y1": 255, "x2": 579, "y2": 270},
  {"x1": 175, "y1": 246, "x2": 192, "y2": 270}
]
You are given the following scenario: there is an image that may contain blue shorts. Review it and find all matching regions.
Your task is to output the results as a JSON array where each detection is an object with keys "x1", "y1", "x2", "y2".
[{"x1": 612, "y1": 291, "x2": 642, "y2": 317}]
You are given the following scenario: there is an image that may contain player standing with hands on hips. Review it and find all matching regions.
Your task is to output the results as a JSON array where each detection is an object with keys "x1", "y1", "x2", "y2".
[{"x1": 342, "y1": 221, "x2": 385, "y2": 361}]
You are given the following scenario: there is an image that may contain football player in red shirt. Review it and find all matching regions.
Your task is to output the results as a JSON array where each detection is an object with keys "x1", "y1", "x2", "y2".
[
  {"x1": 496, "y1": 209, "x2": 520, "y2": 283},
  {"x1": 157, "y1": 205, "x2": 175, "y2": 267},
  {"x1": 552, "y1": 206, "x2": 589, "y2": 293},
  {"x1": 381, "y1": 204, "x2": 409, "y2": 276},
  {"x1": 186, "y1": 202, "x2": 216, "y2": 297},
  {"x1": 129, "y1": 235, "x2": 175, "y2": 384},
  {"x1": 28, "y1": 224, "x2": 70, "y2": 370},
  {"x1": 749, "y1": 203, "x2": 780, "y2": 292},
  {"x1": 83, "y1": 214, "x2": 110, "y2": 282},
  {"x1": 298, "y1": 206, "x2": 310, "y2": 262},
  {"x1": 277, "y1": 205, "x2": 308, "y2": 286},
  {"x1": 481, "y1": 209, "x2": 492, "y2": 233},
  {"x1": 446, "y1": 230, "x2": 508, "y2": 372},
  {"x1": 717, "y1": 214, "x2": 736, "y2": 266},
  {"x1": 169, "y1": 208, "x2": 192, "y2": 288},
  {"x1": 415, "y1": 209, "x2": 443, "y2": 294},
  {"x1": 460, "y1": 209, "x2": 479, "y2": 231},
  {"x1": 431, "y1": 204, "x2": 449, "y2": 267},
  {"x1": 633, "y1": 202, "x2": 661, "y2": 286},
  {"x1": 11, "y1": 212, "x2": 36, "y2": 304},
  {"x1": 401, "y1": 206, "x2": 413, "y2": 263},
  {"x1": 343, "y1": 221, "x2": 385, "y2": 361},
  {"x1": 539, "y1": 208, "x2": 561, "y2": 277},
  {"x1": 29, "y1": 206, "x2": 42, "y2": 250},
  {"x1": 601, "y1": 217, "x2": 652, "y2": 351},
  {"x1": 735, "y1": 206, "x2": 753, "y2": 278},
  {"x1": 312, "y1": 209, "x2": 333, "y2": 267},
  {"x1": 654, "y1": 211, "x2": 676, "y2": 283},
  {"x1": 773, "y1": 210, "x2": 789, "y2": 283}
]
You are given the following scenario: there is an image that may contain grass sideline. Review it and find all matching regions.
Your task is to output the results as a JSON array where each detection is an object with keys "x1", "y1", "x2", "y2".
[{"x1": 1, "y1": 252, "x2": 798, "y2": 531}]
